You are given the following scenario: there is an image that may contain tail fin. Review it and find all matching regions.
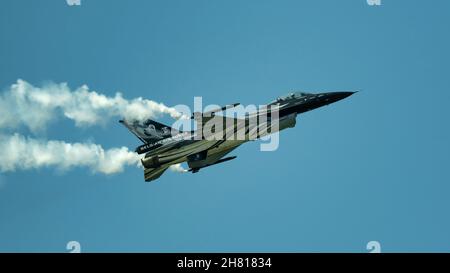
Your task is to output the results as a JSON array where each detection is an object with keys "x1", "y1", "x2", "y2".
[{"x1": 120, "y1": 119, "x2": 179, "y2": 144}]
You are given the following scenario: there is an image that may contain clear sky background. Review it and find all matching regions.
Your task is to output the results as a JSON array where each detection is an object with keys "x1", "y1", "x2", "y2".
[{"x1": 1, "y1": 0, "x2": 449, "y2": 252}]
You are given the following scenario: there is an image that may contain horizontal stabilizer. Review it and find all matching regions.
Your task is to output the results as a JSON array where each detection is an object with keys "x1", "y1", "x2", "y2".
[{"x1": 144, "y1": 166, "x2": 170, "y2": 182}]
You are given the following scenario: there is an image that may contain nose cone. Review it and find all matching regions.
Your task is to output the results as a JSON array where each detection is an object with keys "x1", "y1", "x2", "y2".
[
  {"x1": 280, "y1": 91, "x2": 357, "y2": 115},
  {"x1": 322, "y1": 91, "x2": 356, "y2": 104},
  {"x1": 338, "y1": 91, "x2": 356, "y2": 99}
]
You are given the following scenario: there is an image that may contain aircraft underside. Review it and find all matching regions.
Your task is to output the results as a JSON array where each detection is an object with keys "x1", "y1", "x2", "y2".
[{"x1": 120, "y1": 91, "x2": 355, "y2": 182}]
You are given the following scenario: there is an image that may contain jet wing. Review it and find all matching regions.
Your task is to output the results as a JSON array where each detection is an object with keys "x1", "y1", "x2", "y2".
[
  {"x1": 187, "y1": 142, "x2": 242, "y2": 171},
  {"x1": 191, "y1": 103, "x2": 241, "y2": 124},
  {"x1": 144, "y1": 141, "x2": 242, "y2": 180},
  {"x1": 191, "y1": 103, "x2": 240, "y2": 118}
]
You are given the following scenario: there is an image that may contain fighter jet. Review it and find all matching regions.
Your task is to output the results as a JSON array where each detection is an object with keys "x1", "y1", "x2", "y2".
[{"x1": 120, "y1": 91, "x2": 356, "y2": 182}]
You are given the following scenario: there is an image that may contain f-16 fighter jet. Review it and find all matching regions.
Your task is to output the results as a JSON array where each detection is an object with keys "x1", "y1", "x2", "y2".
[{"x1": 120, "y1": 91, "x2": 356, "y2": 182}]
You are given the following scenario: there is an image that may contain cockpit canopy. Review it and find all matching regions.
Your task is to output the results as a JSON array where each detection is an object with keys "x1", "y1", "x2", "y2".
[{"x1": 269, "y1": 92, "x2": 312, "y2": 105}]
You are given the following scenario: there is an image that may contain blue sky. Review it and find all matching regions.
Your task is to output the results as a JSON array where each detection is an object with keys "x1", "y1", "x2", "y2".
[{"x1": 1, "y1": 0, "x2": 449, "y2": 252}]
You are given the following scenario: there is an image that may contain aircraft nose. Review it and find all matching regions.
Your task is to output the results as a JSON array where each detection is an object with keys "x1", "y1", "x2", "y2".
[
  {"x1": 332, "y1": 91, "x2": 356, "y2": 100},
  {"x1": 322, "y1": 91, "x2": 357, "y2": 104}
]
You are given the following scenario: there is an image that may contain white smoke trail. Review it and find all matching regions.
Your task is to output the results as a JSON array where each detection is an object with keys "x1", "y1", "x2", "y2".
[
  {"x1": 0, "y1": 134, "x2": 142, "y2": 174},
  {"x1": 0, "y1": 80, "x2": 188, "y2": 177},
  {"x1": 169, "y1": 164, "x2": 188, "y2": 173},
  {"x1": 0, "y1": 79, "x2": 182, "y2": 133}
]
